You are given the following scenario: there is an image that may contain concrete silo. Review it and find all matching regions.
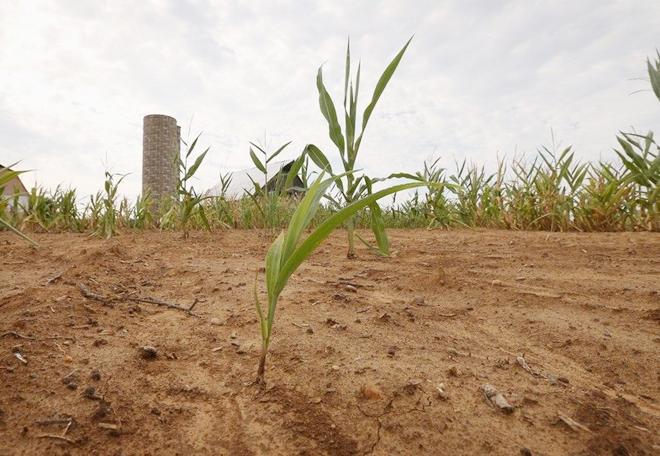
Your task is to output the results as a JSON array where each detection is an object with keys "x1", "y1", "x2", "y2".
[{"x1": 142, "y1": 114, "x2": 180, "y2": 209}]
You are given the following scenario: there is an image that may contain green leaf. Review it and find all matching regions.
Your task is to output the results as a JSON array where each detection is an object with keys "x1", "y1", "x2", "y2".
[
  {"x1": 0, "y1": 217, "x2": 39, "y2": 246},
  {"x1": 283, "y1": 153, "x2": 306, "y2": 192},
  {"x1": 198, "y1": 205, "x2": 211, "y2": 231},
  {"x1": 275, "y1": 180, "x2": 427, "y2": 296},
  {"x1": 0, "y1": 163, "x2": 27, "y2": 187},
  {"x1": 184, "y1": 148, "x2": 209, "y2": 181},
  {"x1": 355, "y1": 36, "x2": 413, "y2": 153},
  {"x1": 304, "y1": 144, "x2": 333, "y2": 174},
  {"x1": 266, "y1": 141, "x2": 292, "y2": 164},
  {"x1": 648, "y1": 54, "x2": 660, "y2": 101},
  {"x1": 250, "y1": 148, "x2": 267, "y2": 174},
  {"x1": 369, "y1": 201, "x2": 389, "y2": 255},
  {"x1": 317, "y1": 67, "x2": 346, "y2": 156},
  {"x1": 343, "y1": 38, "x2": 351, "y2": 108},
  {"x1": 363, "y1": 176, "x2": 389, "y2": 255},
  {"x1": 186, "y1": 134, "x2": 200, "y2": 159}
]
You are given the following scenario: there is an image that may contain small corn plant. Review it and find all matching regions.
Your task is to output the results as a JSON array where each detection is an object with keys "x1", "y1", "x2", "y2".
[
  {"x1": 246, "y1": 140, "x2": 306, "y2": 229},
  {"x1": 94, "y1": 171, "x2": 127, "y2": 239},
  {"x1": 0, "y1": 163, "x2": 38, "y2": 246},
  {"x1": 613, "y1": 52, "x2": 659, "y2": 230},
  {"x1": 161, "y1": 133, "x2": 211, "y2": 238},
  {"x1": 132, "y1": 189, "x2": 154, "y2": 229},
  {"x1": 254, "y1": 173, "x2": 429, "y2": 384},
  {"x1": 305, "y1": 37, "x2": 413, "y2": 258}
]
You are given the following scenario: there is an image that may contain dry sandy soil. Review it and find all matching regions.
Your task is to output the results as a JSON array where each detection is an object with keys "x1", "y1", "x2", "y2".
[{"x1": 0, "y1": 229, "x2": 658, "y2": 455}]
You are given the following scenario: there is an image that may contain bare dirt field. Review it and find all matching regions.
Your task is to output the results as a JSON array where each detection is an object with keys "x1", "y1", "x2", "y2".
[{"x1": 0, "y1": 229, "x2": 658, "y2": 455}]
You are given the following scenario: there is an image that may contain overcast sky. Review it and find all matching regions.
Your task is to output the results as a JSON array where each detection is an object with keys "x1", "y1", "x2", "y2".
[{"x1": 1, "y1": 0, "x2": 658, "y2": 199}]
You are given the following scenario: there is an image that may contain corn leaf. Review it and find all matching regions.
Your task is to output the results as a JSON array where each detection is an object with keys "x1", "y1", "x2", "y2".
[
  {"x1": 266, "y1": 141, "x2": 292, "y2": 164},
  {"x1": 0, "y1": 217, "x2": 39, "y2": 246},
  {"x1": 355, "y1": 36, "x2": 412, "y2": 153},
  {"x1": 316, "y1": 67, "x2": 346, "y2": 156},
  {"x1": 274, "y1": 180, "x2": 427, "y2": 296},
  {"x1": 250, "y1": 148, "x2": 267, "y2": 174}
]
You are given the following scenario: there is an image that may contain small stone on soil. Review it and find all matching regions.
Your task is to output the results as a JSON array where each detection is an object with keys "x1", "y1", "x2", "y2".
[
  {"x1": 436, "y1": 383, "x2": 449, "y2": 400},
  {"x1": 140, "y1": 346, "x2": 158, "y2": 360},
  {"x1": 412, "y1": 296, "x2": 426, "y2": 306}
]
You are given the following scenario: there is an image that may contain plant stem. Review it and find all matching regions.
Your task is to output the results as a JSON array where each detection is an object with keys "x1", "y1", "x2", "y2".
[
  {"x1": 255, "y1": 347, "x2": 267, "y2": 385},
  {"x1": 346, "y1": 216, "x2": 356, "y2": 258}
]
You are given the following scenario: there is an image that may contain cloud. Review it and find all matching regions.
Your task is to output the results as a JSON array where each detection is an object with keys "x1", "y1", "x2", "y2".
[{"x1": 0, "y1": 0, "x2": 658, "y2": 199}]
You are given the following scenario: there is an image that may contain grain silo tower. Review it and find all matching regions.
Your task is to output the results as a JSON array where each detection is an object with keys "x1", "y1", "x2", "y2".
[{"x1": 142, "y1": 114, "x2": 181, "y2": 209}]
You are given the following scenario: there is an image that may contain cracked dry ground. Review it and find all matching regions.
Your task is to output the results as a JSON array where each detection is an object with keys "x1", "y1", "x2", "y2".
[{"x1": 0, "y1": 229, "x2": 658, "y2": 455}]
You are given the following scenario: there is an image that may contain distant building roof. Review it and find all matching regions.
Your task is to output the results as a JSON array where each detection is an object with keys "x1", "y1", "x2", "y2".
[{"x1": 205, "y1": 160, "x2": 303, "y2": 199}]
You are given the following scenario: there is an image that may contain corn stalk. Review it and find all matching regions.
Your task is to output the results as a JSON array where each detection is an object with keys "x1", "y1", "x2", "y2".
[{"x1": 306, "y1": 37, "x2": 412, "y2": 257}]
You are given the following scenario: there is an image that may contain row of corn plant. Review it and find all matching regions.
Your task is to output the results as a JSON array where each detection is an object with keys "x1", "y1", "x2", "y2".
[{"x1": 2, "y1": 145, "x2": 657, "y2": 239}]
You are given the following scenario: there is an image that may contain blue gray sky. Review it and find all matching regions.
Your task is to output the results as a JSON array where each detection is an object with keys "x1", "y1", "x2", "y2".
[{"x1": 1, "y1": 0, "x2": 658, "y2": 198}]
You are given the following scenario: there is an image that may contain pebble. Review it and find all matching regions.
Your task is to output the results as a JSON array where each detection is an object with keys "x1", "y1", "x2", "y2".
[
  {"x1": 140, "y1": 346, "x2": 158, "y2": 360},
  {"x1": 412, "y1": 296, "x2": 426, "y2": 306}
]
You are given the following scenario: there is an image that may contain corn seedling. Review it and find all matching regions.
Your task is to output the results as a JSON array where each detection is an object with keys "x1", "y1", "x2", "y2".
[
  {"x1": 246, "y1": 140, "x2": 306, "y2": 229},
  {"x1": 94, "y1": 171, "x2": 127, "y2": 239},
  {"x1": 306, "y1": 37, "x2": 412, "y2": 257},
  {"x1": 161, "y1": 133, "x2": 211, "y2": 238},
  {"x1": 0, "y1": 164, "x2": 38, "y2": 245},
  {"x1": 132, "y1": 190, "x2": 154, "y2": 229},
  {"x1": 254, "y1": 173, "x2": 430, "y2": 384}
]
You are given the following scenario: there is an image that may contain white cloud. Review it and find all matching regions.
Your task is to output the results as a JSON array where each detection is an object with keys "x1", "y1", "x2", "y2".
[{"x1": 0, "y1": 0, "x2": 658, "y2": 199}]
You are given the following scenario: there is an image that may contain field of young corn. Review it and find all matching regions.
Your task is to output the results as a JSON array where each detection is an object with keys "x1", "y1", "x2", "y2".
[
  {"x1": 1, "y1": 142, "x2": 658, "y2": 239},
  {"x1": 0, "y1": 43, "x2": 658, "y2": 456}
]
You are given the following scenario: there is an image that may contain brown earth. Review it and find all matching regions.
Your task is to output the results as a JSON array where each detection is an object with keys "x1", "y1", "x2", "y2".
[{"x1": 0, "y1": 229, "x2": 658, "y2": 456}]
